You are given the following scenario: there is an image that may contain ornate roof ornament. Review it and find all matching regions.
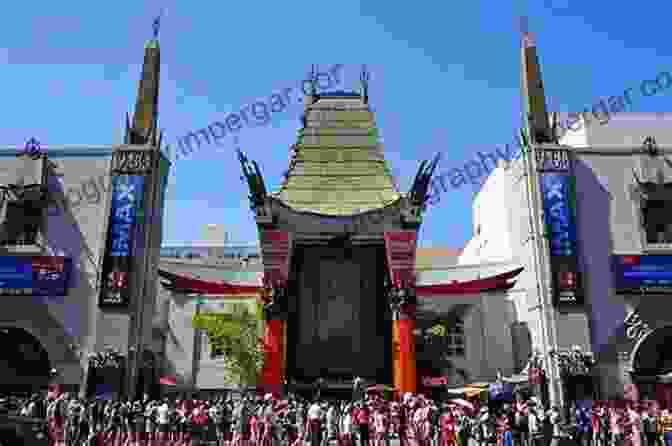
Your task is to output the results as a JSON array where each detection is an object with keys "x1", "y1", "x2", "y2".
[
  {"x1": 236, "y1": 144, "x2": 267, "y2": 211},
  {"x1": 152, "y1": 9, "x2": 164, "y2": 40},
  {"x1": 409, "y1": 153, "x2": 441, "y2": 207},
  {"x1": 360, "y1": 65, "x2": 370, "y2": 104},
  {"x1": 309, "y1": 64, "x2": 319, "y2": 96}
]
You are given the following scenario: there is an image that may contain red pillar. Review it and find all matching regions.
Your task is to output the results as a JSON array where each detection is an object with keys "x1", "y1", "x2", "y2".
[
  {"x1": 394, "y1": 304, "x2": 416, "y2": 394},
  {"x1": 260, "y1": 318, "x2": 284, "y2": 394}
]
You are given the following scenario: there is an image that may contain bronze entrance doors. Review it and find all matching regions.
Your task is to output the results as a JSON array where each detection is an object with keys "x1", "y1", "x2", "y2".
[{"x1": 288, "y1": 246, "x2": 390, "y2": 383}]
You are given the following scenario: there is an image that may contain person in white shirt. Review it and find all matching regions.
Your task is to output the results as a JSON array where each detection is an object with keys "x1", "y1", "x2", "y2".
[
  {"x1": 210, "y1": 402, "x2": 226, "y2": 446},
  {"x1": 308, "y1": 402, "x2": 324, "y2": 446},
  {"x1": 156, "y1": 399, "x2": 171, "y2": 443},
  {"x1": 340, "y1": 404, "x2": 354, "y2": 446}
]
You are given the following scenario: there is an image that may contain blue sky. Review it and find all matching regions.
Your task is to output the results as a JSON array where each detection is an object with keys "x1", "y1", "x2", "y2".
[{"x1": 1, "y1": 0, "x2": 671, "y2": 249}]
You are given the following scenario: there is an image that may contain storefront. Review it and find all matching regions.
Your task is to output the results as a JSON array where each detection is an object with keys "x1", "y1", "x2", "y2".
[{"x1": 610, "y1": 254, "x2": 672, "y2": 404}]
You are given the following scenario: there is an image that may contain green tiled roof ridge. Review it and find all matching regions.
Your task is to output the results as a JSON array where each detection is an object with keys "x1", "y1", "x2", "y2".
[{"x1": 273, "y1": 97, "x2": 399, "y2": 216}]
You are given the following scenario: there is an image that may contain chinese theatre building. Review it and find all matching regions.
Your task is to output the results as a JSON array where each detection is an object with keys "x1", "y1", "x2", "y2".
[
  {"x1": 0, "y1": 21, "x2": 169, "y2": 396},
  {"x1": 461, "y1": 26, "x2": 672, "y2": 406},
  {"x1": 157, "y1": 68, "x2": 524, "y2": 395}
]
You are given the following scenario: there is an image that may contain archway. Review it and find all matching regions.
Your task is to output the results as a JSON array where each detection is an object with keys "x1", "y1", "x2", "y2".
[
  {"x1": 632, "y1": 325, "x2": 672, "y2": 406},
  {"x1": 0, "y1": 327, "x2": 52, "y2": 393}
]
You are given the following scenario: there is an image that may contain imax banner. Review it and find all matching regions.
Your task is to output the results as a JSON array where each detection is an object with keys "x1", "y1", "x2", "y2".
[
  {"x1": 99, "y1": 175, "x2": 145, "y2": 307},
  {"x1": 540, "y1": 172, "x2": 583, "y2": 306}
]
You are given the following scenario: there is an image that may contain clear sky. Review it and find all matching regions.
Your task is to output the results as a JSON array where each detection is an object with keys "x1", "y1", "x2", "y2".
[{"x1": 1, "y1": 0, "x2": 671, "y2": 249}]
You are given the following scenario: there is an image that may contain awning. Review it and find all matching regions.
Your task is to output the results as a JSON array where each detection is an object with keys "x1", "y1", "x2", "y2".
[
  {"x1": 160, "y1": 376, "x2": 178, "y2": 386},
  {"x1": 502, "y1": 374, "x2": 530, "y2": 384},
  {"x1": 366, "y1": 384, "x2": 397, "y2": 392},
  {"x1": 416, "y1": 267, "x2": 523, "y2": 296},
  {"x1": 446, "y1": 386, "x2": 488, "y2": 398}
]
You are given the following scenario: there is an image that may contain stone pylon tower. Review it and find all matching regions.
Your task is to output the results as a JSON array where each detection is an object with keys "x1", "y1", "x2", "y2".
[{"x1": 91, "y1": 14, "x2": 170, "y2": 398}]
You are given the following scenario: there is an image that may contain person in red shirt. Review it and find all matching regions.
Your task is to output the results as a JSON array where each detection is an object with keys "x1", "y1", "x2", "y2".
[
  {"x1": 355, "y1": 403, "x2": 371, "y2": 446},
  {"x1": 439, "y1": 406, "x2": 457, "y2": 446}
]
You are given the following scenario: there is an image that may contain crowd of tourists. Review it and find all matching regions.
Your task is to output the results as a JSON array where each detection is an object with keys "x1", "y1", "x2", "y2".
[{"x1": 9, "y1": 390, "x2": 672, "y2": 446}]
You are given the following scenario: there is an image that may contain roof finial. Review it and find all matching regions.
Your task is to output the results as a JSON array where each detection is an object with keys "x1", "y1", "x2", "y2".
[
  {"x1": 152, "y1": 9, "x2": 164, "y2": 40},
  {"x1": 360, "y1": 65, "x2": 370, "y2": 104},
  {"x1": 310, "y1": 64, "x2": 318, "y2": 95},
  {"x1": 519, "y1": 15, "x2": 534, "y2": 48}
]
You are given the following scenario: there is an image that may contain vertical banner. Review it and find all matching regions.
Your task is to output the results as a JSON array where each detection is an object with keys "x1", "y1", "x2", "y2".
[
  {"x1": 99, "y1": 175, "x2": 145, "y2": 307},
  {"x1": 540, "y1": 167, "x2": 583, "y2": 306},
  {"x1": 259, "y1": 230, "x2": 293, "y2": 286},
  {"x1": 384, "y1": 231, "x2": 418, "y2": 287}
]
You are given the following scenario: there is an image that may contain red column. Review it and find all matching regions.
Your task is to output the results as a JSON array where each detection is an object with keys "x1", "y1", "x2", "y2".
[
  {"x1": 395, "y1": 305, "x2": 417, "y2": 394},
  {"x1": 260, "y1": 318, "x2": 284, "y2": 394}
]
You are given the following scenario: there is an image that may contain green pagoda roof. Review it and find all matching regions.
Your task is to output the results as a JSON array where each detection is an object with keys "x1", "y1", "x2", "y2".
[{"x1": 272, "y1": 95, "x2": 400, "y2": 216}]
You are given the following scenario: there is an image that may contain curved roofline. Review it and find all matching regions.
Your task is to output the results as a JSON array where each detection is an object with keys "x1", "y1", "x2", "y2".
[{"x1": 157, "y1": 266, "x2": 524, "y2": 297}]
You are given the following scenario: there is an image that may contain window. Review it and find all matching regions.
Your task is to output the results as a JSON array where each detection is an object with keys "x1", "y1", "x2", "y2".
[
  {"x1": 1, "y1": 187, "x2": 45, "y2": 246},
  {"x1": 446, "y1": 320, "x2": 465, "y2": 357},
  {"x1": 641, "y1": 189, "x2": 672, "y2": 245}
]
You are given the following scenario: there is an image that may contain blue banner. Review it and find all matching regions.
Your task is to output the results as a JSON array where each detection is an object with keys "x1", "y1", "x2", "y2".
[
  {"x1": 541, "y1": 173, "x2": 577, "y2": 257},
  {"x1": 100, "y1": 174, "x2": 145, "y2": 307},
  {"x1": 612, "y1": 255, "x2": 672, "y2": 293},
  {"x1": 109, "y1": 175, "x2": 145, "y2": 257},
  {"x1": 541, "y1": 173, "x2": 582, "y2": 306},
  {"x1": 0, "y1": 256, "x2": 72, "y2": 296}
]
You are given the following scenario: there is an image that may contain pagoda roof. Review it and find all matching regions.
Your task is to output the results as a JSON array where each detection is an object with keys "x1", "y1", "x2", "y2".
[
  {"x1": 157, "y1": 267, "x2": 523, "y2": 297},
  {"x1": 272, "y1": 95, "x2": 400, "y2": 216}
]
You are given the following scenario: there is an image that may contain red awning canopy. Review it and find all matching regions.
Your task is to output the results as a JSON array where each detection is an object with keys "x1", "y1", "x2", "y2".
[
  {"x1": 158, "y1": 267, "x2": 523, "y2": 297},
  {"x1": 415, "y1": 267, "x2": 523, "y2": 296},
  {"x1": 158, "y1": 269, "x2": 262, "y2": 295}
]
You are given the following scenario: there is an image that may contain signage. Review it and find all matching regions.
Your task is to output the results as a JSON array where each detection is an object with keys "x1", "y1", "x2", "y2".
[
  {"x1": 111, "y1": 150, "x2": 153, "y2": 174},
  {"x1": 260, "y1": 230, "x2": 292, "y2": 286},
  {"x1": 536, "y1": 148, "x2": 570, "y2": 173},
  {"x1": 421, "y1": 376, "x2": 449, "y2": 387},
  {"x1": 623, "y1": 310, "x2": 654, "y2": 342},
  {"x1": 550, "y1": 256, "x2": 582, "y2": 305},
  {"x1": 0, "y1": 256, "x2": 72, "y2": 296},
  {"x1": 99, "y1": 175, "x2": 145, "y2": 307},
  {"x1": 384, "y1": 231, "x2": 418, "y2": 288},
  {"x1": 613, "y1": 255, "x2": 672, "y2": 294},
  {"x1": 541, "y1": 173, "x2": 577, "y2": 257},
  {"x1": 528, "y1": 368, "x2": 545, "y2": 385},
  {"x1": 540, "y1": 172, "x2": 582, "y2": 306}
]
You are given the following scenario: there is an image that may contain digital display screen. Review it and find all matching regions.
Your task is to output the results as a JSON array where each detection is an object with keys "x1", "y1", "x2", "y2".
[
  {"x1": 613, "y1": 255, "x2": 672, "y2": 293},
  {"x1": 0, "y1": 256, "x2": 72, "y2": 296}
]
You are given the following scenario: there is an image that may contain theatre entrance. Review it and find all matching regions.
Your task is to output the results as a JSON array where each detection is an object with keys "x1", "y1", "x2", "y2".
[
  {"x1": 287, "y1": 245, "x2": 391, "y2": 386},
  {"x1": 0, "y1": 327, "x2": 52, "y2": 393},
  {"x1": 631, "y1": 326, "x2": 672, "y2": 406}
]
